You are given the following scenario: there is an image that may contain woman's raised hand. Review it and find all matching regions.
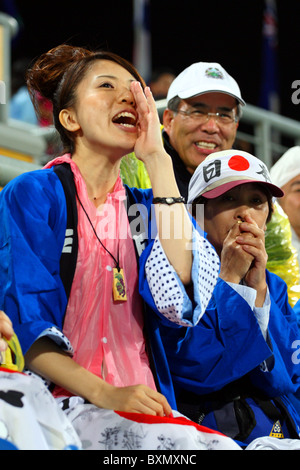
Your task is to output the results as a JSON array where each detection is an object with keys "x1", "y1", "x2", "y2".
[{"x1": 130, "y1": 81, "x2": 166, "y2": 164}]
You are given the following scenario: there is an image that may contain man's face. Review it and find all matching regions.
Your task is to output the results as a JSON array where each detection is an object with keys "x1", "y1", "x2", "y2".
[
  {"x1": 279, "y1": 174, "x2": 300, "y2": 237},
  {"x1": 163, "y1": 92, "x2": 239, "y2": 174}
]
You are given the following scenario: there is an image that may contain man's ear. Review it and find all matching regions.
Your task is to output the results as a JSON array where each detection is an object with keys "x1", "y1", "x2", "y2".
[
  {"x1": 162, "y1": 108, "x2": 175, "y2": 134},
  {"x1": 59, "y1": 108, "x2": 80, "y2": 132}
]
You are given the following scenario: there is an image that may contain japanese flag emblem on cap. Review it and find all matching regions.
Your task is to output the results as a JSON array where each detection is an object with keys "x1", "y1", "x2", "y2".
[{"x1": 187, "y1": 150, "x2": 284, "y2": 204}]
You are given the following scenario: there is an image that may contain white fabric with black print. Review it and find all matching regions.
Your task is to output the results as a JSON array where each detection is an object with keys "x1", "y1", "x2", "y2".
[{"x1": 145, "y1": 229, "x2": 220, "y2": 327}]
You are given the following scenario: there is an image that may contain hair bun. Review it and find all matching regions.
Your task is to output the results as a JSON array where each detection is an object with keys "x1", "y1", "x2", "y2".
[{"x1": 26, "y1": 44, "x2": 92, "y2": 103}]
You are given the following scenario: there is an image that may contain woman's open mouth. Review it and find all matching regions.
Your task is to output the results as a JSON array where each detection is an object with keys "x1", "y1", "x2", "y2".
[{"x1": 113, "y1": 111, "x2": 137, "y2": 129}]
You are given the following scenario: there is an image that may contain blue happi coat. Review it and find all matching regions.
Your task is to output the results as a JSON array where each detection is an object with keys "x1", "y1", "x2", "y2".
[
  {"x1": 2, "y1": 164, "x2": 300, "y2": 437},
  {"x1": 140, "y1": 247, "x2": 300, "y2": 439},
  {"x1": 0, "y1": 165, "x2": 210, "y2": 411}
]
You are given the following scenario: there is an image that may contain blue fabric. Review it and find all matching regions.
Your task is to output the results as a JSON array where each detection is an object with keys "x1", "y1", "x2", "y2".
[
  {"x1": 0, "y1": 169, "x2": 68, "y2": 354},
  {"x1": 0, "y1": 438, "x2": 18, "y2": 450},
  {"x1": 150, "y1": 267, "x2": 300, "y2": 440},
  {"x1": 201, "y1": 397, "x2": 294, "y2": 445},
  {"x1": 0, "y1": 169, "x2": 179, "y2": 409},
  {"x1": 294, "y1": 299, "x2": 300, "y2": 327},
  {"x1": 127, "y1": 186, "x2": 300, "y2": 435}
]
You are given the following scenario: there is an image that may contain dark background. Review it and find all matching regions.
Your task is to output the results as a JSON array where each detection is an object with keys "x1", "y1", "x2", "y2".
[{"x1": 3, "y1": 0, "x2": 300, "y2": 121}]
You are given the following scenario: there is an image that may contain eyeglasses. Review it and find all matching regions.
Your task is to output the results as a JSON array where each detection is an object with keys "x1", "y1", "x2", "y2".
[{"x1": 176, "y1": 107, "x2": 238, "y2": 125}]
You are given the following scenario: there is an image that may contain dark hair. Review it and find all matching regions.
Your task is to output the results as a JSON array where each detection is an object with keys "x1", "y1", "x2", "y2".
[
  {"x1": 191, "y1": 184, "x2": 274, "y2": 224},
  {"x1": 26, "y1": 44, "x2": 146, "y2": 154},
  {"x1": 167, "y1": 96, "x2": 182, "y2": 112}
]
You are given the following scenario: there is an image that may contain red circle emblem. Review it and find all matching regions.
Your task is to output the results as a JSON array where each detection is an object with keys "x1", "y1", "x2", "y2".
[{"x1": 228, "y1": 155, "x2": 250, "y2": 171}]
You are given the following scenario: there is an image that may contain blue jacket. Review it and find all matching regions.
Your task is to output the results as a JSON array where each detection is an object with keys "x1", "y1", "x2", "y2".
[
  {"x1": 0, "y1": 166, "x2": 192, "y2": 410},
  {"x1": 153, "y1": 272, "x2": 300, "y2": 396},
  {"x1": 142, "y1": 267, "x2": 300, "y2": 438},
  {"x1": 2, "y1": 165, "x2": 300, "y2": 435}
]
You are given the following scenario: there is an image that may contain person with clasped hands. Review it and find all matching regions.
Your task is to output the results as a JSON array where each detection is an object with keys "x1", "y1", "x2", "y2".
[{"x1": 151, "y1": 149, "x2": 300, "y2": 449}]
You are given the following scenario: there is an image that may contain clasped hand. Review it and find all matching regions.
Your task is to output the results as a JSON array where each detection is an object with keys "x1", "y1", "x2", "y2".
[{"x1": 220, "y1": 215, "x2": 268, "y2": 305}]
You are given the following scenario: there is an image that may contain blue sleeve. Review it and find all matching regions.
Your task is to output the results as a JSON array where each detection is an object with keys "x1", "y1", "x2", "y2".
[
  {"x1": 293, "y1": 298, "x2": 300, "y2": 328},
  {"x1": 159, "y1": 273, "x2": 300, "y2": 398},
  {"x1": 157, "y1": 279, "x2": 273, "y2": 395},
  {"x1": 142, "y1": 230, "x2": 220, "y2": 327},
  {"x1": 138, "y1": 197, "x2": 220, "y2": 328},
  {"x1": 0, "y1": 169, "x2": 68, "y2": 354},
  {"x1": 248, "y1": 271, "x2": 300, "y2": 396}
]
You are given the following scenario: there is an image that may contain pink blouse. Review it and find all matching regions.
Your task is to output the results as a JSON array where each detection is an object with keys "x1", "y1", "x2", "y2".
[{"x1": 46, "y1": 155, "x2": 156, "y2": 394}]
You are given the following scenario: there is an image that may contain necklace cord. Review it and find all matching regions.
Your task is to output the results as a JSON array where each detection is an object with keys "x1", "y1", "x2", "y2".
[{"x1": 74, "y1": 186, "x2": 120, "y2": 271}]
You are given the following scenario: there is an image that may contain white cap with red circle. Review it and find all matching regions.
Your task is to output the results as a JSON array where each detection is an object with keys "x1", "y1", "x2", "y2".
[{"x1": 187, "y1": 149, "x2": 284, "y2": 204}]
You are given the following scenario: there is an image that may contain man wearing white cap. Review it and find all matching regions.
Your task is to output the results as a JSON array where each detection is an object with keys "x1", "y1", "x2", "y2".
[
  {"x1": 270, "y1": 146, "x2": 300, "y2": 267},
  {"x1": 162, "y1": 62, "x2": 245, "y2": 200},
  {"x1": 152, "y1": 149, "x2": 300, "y2": 448},
  {"x1": 160, "y1": 62, "x2": 300, "y2": 306}
]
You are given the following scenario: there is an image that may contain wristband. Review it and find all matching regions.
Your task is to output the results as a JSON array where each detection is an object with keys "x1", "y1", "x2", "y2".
[{"x1": 152, "y1": 196, "x2": 185, "y2": 205}]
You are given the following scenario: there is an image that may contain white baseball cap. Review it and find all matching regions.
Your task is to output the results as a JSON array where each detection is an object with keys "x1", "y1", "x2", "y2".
[
  {"x1": 167, "y1": 62, "x2": 245, "y2": 106},
  {"x1": 270, "y1": 146, "x2": 300, "y2": 189},
  {"x1": 187, "y1": 149, "x2": 284, "y2": 204}
]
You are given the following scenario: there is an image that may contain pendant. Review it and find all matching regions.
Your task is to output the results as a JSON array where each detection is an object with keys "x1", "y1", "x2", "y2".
[{"x1": 113, "y1": 267, "x2": 127, "y2": 301}]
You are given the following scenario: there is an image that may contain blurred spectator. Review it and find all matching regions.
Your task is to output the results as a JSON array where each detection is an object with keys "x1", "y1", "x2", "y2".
[
  {"x1": 270, "y1": 146, "x2": 300, "y2": 267},
  {"x1": 149, "y1": 68, "x2": 175, "y2": 122},
  {"x1": 9, "y1": 57, "x2": 38, "y2": 125},
  {"x1": 149, "y1": 67, "x2": 175, "y2": 100},
  {"x1": 10, "y1": 57, "x2": 53, "y2": 127}
]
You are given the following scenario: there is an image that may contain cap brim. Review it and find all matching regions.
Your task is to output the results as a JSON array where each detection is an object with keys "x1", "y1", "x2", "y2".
[
  {"x1": 202, "y1": 180, "x2": 284, "y2": 199},
  {"x1": 178, "y1": 88, "x2": 246, "y2": 106}
]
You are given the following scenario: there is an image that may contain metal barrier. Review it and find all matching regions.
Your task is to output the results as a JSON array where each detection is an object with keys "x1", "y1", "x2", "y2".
[
  {"x1": 0, "y1": 12, "x2": 47, "y2": 164},
  {"x1": 1, "y1": 99, "x2": 300, "y2": 187},
  {"x1": 0, "y1": 154, "x2": 41, "y2": 188},
  {"x1": 0, "y1": 12, "x2": 18, "y2": 122}
]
